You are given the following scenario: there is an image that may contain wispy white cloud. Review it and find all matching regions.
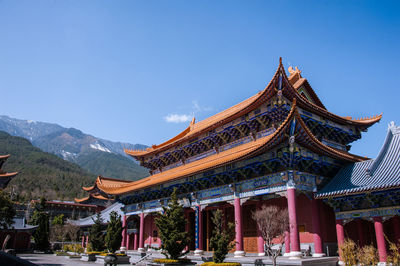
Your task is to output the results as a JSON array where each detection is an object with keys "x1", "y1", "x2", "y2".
[
  {"x1": 164, "y1": 100, "x2": 213, "y2": 123},
  {"x1": 164, "y1": 114, "x2": 192, "y2": 123}
]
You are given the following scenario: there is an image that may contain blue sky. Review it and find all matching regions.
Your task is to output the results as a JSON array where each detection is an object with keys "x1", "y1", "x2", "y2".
[{"x1": 1, "y1": 0, "x2": 399, "y2": 158}]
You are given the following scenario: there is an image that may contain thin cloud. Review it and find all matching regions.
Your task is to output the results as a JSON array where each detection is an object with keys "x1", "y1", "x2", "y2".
[
  {"x1": 164, "y1": 100, "x2": 213, "y2": 124},
  {"x1": 164, "y1": 114, "x2": 192, "y2": 123}
]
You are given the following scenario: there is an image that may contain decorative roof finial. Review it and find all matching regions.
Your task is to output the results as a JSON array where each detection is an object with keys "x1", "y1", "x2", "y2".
[{"x1": 279, "y1": 57, "x2": 282, "y2": 65}]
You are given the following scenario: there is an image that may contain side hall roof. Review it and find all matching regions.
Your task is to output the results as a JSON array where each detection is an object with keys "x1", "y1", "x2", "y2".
[
  {"x1": 98, "y1": 100, "x2": 365, "y2": 196},
  {"x1": 82, "y1": 176, "x2": 132, "y2": 192},
  {"x1": 74, "y1": 193, "x2": 109, "y2": 203},
  {"x1": 127, "y1": 58, "x2": 381, "y2": 158},
  {"x1": 316, "y1": 122, "x2": 400, "y2": 198},
  {"x1": 68, "y1": 202, "x2": 124, "y2": 227}
]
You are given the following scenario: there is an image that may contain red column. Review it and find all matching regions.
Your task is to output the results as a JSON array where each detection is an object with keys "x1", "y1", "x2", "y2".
[
  {"x1": 287, "y1": 187, "x2": 301, "y2": 258},
  {"x1": 85, "y1": 235, "x2": 89, "y2": 247},
  {"x1": 133, "y1": 232, "x2": 138, "y2": 250},
  {"x1": 82, "y1": 235, "x2": 85, "y2": 248},
  {"x1": 234, "y1": 197, "x2": 245, "y2": 257},
  {"x1": 256, "y1": 202, "x2": 265, "y2": 256},
  {"x1": 357, "y1": 219, "x2": 365, "y2": 247},
  {"x1": 336, "y1": 219, "x2": 345, "y2": 261},
  {"x1": 311, "y1": 198, "x2": 324, "y2": 257},
  {"x1": 393, "y1": 216, "x2": 400, "y2": 244},
  {"x1": 374, "y1": 217, "x2": 387, "y2": 263},
  {"x1": 121, "y1": 215, "x2": 127, "y2": 249},
  {"x1": 126, "y1": 233, "x2": 130, "y2": 250},
  {"x1": 185, "y1": 211, "x2": 189, "y2": 251},
  {"x1": 257, "y1": 222, "x2": 265, "y2": 256},
  {"x1": 138, "y1": 213, "x2": 145, "y2": 252},
  {"x1": 194, "y1": 205, "x2": 204, "y2": 255},
  {"x1": 284, "y1": 231, "x2": 291, "y2": 256}
]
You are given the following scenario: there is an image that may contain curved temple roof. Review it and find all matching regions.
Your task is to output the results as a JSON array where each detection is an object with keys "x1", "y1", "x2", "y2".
[
  {"x1": 74, "y1": 193, "x2": 109, "y2": 203},
  {"x1": 127, "y1": 58, "x2": 381, "y2": 159},
  {"x1": 97, "y1": 100, "x2": 365, "y2": 196},
  {"x1": 82, "y1": 175, "x2": 132, "y2": 192},
  {"x1": 316, "y1": 122, "x2": 400, "y2": 198}
]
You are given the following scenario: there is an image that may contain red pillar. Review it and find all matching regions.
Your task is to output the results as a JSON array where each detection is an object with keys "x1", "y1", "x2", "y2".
[
  {"x1": 234, "y1": 197, "x2": 245, "y2": 257},
  {"x1": 284, "y1": 231, "x2": 291, "y2": 256},
  {"x1": 126, "y1": 233, "x2": 130, "y2": 250},
  {"x1": 287, "y1": 187, "x2": 301, "y2": 258},
  {"x1": 138, "y1": 213, "x2": 145, "y2": 252},
  {"x1": 393, "y1": 216, "x2": 400, "y2": 244},
  {"x1": 82, "y1": 235, "x2": 85, "y2": 248},
  {"x1": 184, "y1": 211, "x2": 189, "y2": 251},
  {"x1": 194, "y1": 205, "x2": 204, "y2": 255},
  {"x1": 357, "y1": 219, "x2": 365, "y2": 247},
  {"x1": 85, "y1": 235, "x2": 89, "y2": 247},
  {"x1": 311, "y1": 198, "x2": 324, "y2": 257},
  {"x1": 256, "y1": 202, "x2": 265, "y2": 256},
  {"x1": 133, "y1": 232, "x2": 138, "y2": 250},
  {"x1": 336, "y1": 219, "x2": 345, "y2": 261},
  {"x1": 373, "y1": 217, "x2": 387, "y2": 263},
  {"x1": 121, "y1": 215, "x2": 127, "y2": 249}
]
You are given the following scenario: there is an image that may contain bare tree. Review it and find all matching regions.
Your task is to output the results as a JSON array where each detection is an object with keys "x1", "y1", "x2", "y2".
[
  {"x1": 252, "y1": 205, "x2": 289, "y2": 266},
  {"x1": 50, "y1": 224, "x2": 68, "y2": 249},
  {"x1": 65, "y1": 224, "x2": 80, "y2": 254}
]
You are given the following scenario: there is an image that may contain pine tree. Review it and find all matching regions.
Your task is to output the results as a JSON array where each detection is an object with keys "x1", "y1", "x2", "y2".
[
  {"x1": 155, "y1": 188, "x2": 189, "y2": 260},
  {"x1": 0, "y1": 190, "x2": 16, "y2": 229},
  {"x1": 105, "y1": 211, "x2": 123, "y2": 253},
  {"x1": 209, "y1": 209, "x2": 235, "y2": 263},
  {"x1": 89, "y1": 212, "x2": 105, "y2": 252},
  {"x1": 31, "y1": 198, "x2": 50, "y2": 251}
]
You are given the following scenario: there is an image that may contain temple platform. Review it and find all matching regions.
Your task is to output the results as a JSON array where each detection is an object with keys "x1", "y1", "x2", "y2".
[{"x1": 127, "y1": 251, "x2": 339, "y2": 265}]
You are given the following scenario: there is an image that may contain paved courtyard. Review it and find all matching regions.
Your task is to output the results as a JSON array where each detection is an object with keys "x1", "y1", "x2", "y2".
[{"x1": 17, "y1": 254, "x2": 96, "y2": 266}]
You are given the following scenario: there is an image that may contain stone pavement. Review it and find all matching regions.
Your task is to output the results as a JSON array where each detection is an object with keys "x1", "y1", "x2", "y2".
[{"x1": 17, "y1": 254, "x2": 95, "y2": 266}]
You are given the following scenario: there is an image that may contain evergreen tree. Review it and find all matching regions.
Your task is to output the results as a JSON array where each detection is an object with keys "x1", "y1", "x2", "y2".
[
  {"x1": 52, "y1": 214, "x2": 64, "y2": 226},
  {"x1": 89, "y1": 212, "x2": 105, "y2": 251},
  {"x1": 31, "y1": 198, "x2": 50, "y2": 251},
  {"x1": 155, "y1": 188, "x2": 189, "y2": 260},
  {"x1": 0, "y1": 190, "x2": 16, "y2": 229},
  {"x1": 209, "y1": 209, "x2": 235, "y2": 263},
  {"x1": 105, "y1": 211, "x2": 122, "y2": 253}
]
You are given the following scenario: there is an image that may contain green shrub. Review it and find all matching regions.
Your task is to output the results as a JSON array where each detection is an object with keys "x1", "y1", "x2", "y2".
[
  {"x1": 104, "y1": 211, "x2": 123, "y2": 253},
  {"x1": 209, "y1": 209, "x2": 235, "y2": 263},
  {"x1": 155, "y1": 188, "x2": 189, "y2": 260}
]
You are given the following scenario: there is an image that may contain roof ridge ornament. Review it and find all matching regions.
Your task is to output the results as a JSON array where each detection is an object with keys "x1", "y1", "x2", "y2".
[{"x1": 388, "y1": 121, "x2": 400, "y2": 135}]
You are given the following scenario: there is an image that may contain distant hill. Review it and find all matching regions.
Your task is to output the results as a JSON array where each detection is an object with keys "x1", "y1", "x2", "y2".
[
  {"x1": 0, "y1": 131, "x2": 96, "y2": 201},
  {"x1": 0, "y1": 115, "x2": 149, "y2": 180}
]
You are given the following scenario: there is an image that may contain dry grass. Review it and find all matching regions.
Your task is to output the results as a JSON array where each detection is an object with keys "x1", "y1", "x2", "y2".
[
  {"x1": 357, "y1": 245, "x2": 378, "y2": 265},
  {"x1": 339, "y1": 238, "x2": 357, "y2": 266}
]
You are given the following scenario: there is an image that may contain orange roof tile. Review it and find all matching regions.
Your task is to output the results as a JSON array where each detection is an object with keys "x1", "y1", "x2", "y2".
[
  {"x1": 0, "y1": 172, "x2": 18, "y2": 178},
  {"x1": 74, "y1": 193, "x2": 109, "y2": 203},
  {"x1": 100, "y1": 100, "x2": 366, "y2": 196},
  {"x1": 127, "y1": 59, "x2": 381, "y2": 160},
  {"x1": 82, "y1": 176, "x2": 131, "y2": 192},
  {"x1": 0, "y1": 154, "x2": 11, "y2": 160}
]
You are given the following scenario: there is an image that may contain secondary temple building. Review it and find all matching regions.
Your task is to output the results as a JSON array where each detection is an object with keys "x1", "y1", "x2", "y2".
[{"x1": 89, "y1": 59, "x2": 398, "y2": 263}]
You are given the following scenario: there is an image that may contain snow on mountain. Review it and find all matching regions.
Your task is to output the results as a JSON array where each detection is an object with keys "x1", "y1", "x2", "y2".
[{"x1": 90, "y1": 143, "x2": 112, "y2": 153}]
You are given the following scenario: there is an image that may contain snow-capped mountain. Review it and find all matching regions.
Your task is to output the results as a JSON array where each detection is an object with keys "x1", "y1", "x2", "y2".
[{"x1": 0, "y1": 115, "x2": 149, "y2": 180}]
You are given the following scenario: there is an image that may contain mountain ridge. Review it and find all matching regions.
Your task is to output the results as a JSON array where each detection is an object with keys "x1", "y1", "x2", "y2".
[{"x1": 0, "y1": 115, "x2": 149, "y2": 180}]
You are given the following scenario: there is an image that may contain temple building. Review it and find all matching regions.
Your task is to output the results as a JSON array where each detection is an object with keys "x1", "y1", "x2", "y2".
[
  {"x1": 0, "y1": 154, "x2": 18, "y2": 189},
  {"x1": 88, "y1": 59, "x2": 398, "y2": 264},
  {"x1": 74, "y1": 176, "x2": 119, "y2": 207}
]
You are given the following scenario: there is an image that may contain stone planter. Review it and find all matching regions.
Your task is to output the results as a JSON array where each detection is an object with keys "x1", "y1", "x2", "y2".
[
  {"x1": 81, "y1": 253, "x2": 97, "y2": 261},
  {"x1": 95, "y1": 254, "x2": 131, "y2": 264}
]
